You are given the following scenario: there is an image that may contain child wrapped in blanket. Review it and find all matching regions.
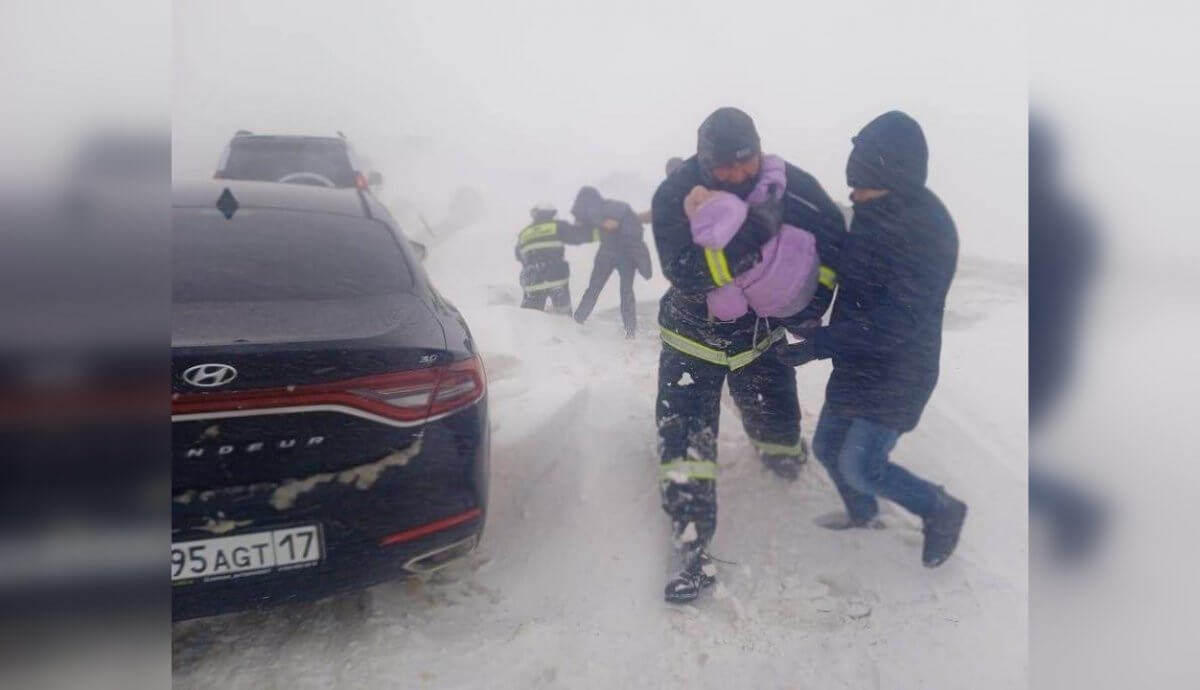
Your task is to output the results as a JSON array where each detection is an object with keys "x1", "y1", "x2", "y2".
[{"x1": 683, "y1": 154, "x2": 820, "y2": 322}]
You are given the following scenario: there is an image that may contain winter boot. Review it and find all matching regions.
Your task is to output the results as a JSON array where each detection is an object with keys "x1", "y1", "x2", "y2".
[
  {"x1": 922, "y1": 489, "x2": 968, "y2": 568},
  {"x1": 759, "y1": 438, "x2": 808, "y2": 481},
  {"x1": 664, "y1": 549, "x2": 717, "y2": 603}
]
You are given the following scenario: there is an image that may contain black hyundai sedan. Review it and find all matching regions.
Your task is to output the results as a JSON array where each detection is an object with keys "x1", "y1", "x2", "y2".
[{"x1": 171, "y1": 180, "x2": 488, "y2": 620}]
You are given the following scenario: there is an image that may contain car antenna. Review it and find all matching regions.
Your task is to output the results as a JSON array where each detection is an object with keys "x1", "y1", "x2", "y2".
[{"x1": 216, "y1": 187, "x2": 239, "y2": 220}]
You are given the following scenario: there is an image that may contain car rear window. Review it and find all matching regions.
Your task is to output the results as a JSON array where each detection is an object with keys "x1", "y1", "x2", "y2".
[
  {"x1": 173, "y1": 207, "x2": 413, "y2": 303},
  {"x1": 220, "y1": 138, "x2": 357, "y2": 187}
]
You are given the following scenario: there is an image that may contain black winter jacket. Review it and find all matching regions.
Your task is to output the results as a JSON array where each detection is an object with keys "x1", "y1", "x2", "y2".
[
  {"x1": 580, "y1": 199, "x2": 654, "y2": 280},
  {"x1": 651, "y1": 156, "x2": 845, "y2": 359},
  {"x1": 808, "y1": 112, "x2": 958, "y2": 431},
  {"x1": 514, "y1": 219, "x2": 592, "y2": 289}
]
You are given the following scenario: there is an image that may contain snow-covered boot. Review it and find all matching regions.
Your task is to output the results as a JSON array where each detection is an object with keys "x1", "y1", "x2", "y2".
[
  {"x1": 922, "y1": 489, "x2": 968, "y2": 568},
  {"x1": 664, "y1": 549, "x2": 717, "y2": 603},
  {"x1": 759, "y1": 438, "x2": 808, "y2": 481}
]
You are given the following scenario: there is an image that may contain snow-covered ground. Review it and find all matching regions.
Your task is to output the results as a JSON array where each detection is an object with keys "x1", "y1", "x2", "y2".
[{"x1": 173, "y1": 210, "x2": 1028, "y2": 689}]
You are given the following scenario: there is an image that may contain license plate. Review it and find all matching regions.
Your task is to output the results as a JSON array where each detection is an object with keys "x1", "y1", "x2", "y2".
[{"x1": 171, "y1": 525, "x2": 322, "y2": 583}]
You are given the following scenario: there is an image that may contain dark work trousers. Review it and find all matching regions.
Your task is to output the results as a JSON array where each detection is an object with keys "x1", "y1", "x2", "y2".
[
  {"x1": 655, "y1": 342, "x2": 802, "y2": 549},
  {"x1": 521, "y1": 285, "x2": 572, "y2": 314},
  {"x1": 574, "y1": 251, "x2": 637, "y2": 336}
]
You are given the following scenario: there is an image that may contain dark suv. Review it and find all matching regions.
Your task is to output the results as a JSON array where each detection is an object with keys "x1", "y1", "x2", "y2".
[
  {"x1": 171, "y1": 179, "x2": 487, "y2": 620},
  {"x1": 213, "y1": 132, "x2": 382, "y2": 190}
]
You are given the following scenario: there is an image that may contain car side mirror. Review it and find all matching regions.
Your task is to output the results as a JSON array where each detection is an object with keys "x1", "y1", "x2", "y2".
[{"x1": 367, "y1": 171, "x2": 383, "y2": 187}]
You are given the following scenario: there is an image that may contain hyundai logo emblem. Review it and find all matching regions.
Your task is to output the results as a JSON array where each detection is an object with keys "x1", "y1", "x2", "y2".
[{"x1": 182, "y1": 363, "x2": 238, "y2": 388}]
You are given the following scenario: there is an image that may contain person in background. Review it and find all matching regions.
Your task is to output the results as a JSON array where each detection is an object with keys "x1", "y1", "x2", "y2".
[
  {"x1": 1028, "y1": 116, "x2": 1105, "y2": 561},
  {"x1": 514, "y1": 202, "x2": 591, "y2": 314},
  {"x1": 780, "y1": 111, "x2": 967, "y2": 568},
  {"x1": 570, "y1": 186, "x2": 653, "y2": 338}
]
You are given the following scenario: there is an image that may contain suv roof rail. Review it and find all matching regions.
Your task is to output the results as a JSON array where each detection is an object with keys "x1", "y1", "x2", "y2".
[{"x1": 234, "y1": 129, "x2": 253, "y2": 137}]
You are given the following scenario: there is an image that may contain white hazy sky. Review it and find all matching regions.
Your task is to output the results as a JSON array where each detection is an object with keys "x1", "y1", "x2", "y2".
[{"x1": 174, "y1": 0, "x2": 1027, "y2": 261}]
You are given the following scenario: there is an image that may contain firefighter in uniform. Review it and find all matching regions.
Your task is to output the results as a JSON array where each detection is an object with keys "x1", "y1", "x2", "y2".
[
  {"x1": 514, "y1": 203, "x2": 592, "y2": 314},
  {"x1": 652, "y1": 107, "x2": 846, "y2": 601}
]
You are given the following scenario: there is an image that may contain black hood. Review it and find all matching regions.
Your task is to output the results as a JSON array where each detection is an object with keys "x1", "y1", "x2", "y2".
[
  {"x1": 846, "y1": 111, "x2": 928, "y2": 193},
  {"x1": 1028, "y1": 115, "x2": 1059, "y2": 197},
  {"x1": 571, "y1": 186, "x2": 604, "y2": 225}
]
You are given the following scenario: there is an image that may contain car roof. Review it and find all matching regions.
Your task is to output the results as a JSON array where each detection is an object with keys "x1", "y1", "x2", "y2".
[
  {"x1": 172, "y1": 179, "x2": 372, "y2": 219},
  {"x1": 230, "y1": 133, "x2": 346, "y2": 145}
]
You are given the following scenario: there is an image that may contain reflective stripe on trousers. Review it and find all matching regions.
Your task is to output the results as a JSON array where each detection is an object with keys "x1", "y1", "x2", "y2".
[
  {"x1": 659, "y1": 326, "x2": 786, "y2": 371},
  {"x1": 524, "y1": 278, "x2": 570, "y2": 293},
  {"x1": 659, "y1": 458, "x2": 718, "y2": 481},
  {"x1": 751, "y1": 438, "x2": 805, "y2": 456}
]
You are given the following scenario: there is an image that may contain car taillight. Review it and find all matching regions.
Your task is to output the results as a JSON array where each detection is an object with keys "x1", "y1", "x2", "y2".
[
  {"x1": 348, "y1": 369, "x2": 440, "y2": 418},
  {"x1": 354, "y1": 172, "x2": 369, "y2": 190},
  {"x1": 427, "y1": 357, "x2": 487, "y2": 418},
  {"x1": 172, "y1": 356, "x2": 486, "y2": 424},
  {"x1": 348, "y1": 358, "x2": 485, "y2": 420}
]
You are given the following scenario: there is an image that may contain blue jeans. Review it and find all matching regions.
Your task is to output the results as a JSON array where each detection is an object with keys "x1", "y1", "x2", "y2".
[{"x1": 812, "y1": 408, "x2": 940, "y2": 521}]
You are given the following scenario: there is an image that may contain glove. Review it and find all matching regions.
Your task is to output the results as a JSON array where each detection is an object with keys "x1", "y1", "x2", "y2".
[{"x1": 777, "y1": 340, "x2": 818, "y2": 367}]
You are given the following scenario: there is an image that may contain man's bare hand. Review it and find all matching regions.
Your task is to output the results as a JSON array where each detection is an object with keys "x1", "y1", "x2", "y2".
[{"x1": 601, "y1": 218, "x2": 620, "y2": 231}]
